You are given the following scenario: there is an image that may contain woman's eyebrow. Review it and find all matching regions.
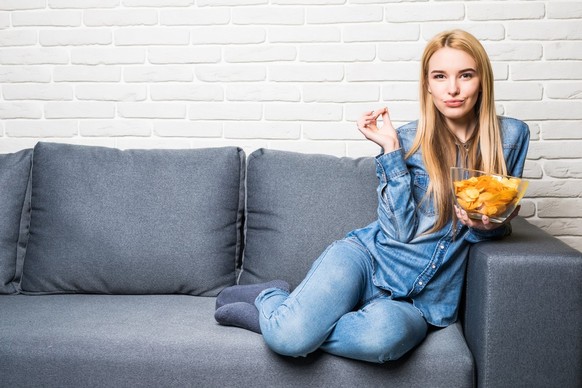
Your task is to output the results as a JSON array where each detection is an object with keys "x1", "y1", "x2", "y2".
[{"x1": 430, "y1": 68, "x2": 477, "y2": 74}]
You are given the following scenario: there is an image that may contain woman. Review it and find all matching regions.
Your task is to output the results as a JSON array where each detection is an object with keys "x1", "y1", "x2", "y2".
[{"x1": 215, "y1": 29, "x2": 530, "y2": 363}]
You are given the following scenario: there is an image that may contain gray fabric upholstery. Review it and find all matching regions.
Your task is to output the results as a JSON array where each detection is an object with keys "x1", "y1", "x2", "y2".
[
  {"x1": 464, "y1": 217, "x2": 582, "y2": 388},
  {"x1": 0, "y1": 149, "x2": 32, "y2": 294},
  {"x1": 0, "y1": 295, "x2": 473, "y2": 387},
  {"x1": 20, "y1": 143, "x2": 245, "y2": 296},
  {"x1": 240, "y1": 149, "x2": 378, "y2": 288}
]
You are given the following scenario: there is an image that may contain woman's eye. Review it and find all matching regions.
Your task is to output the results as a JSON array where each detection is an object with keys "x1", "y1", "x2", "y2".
[
  {"x1": 461, "y1": 73, "x2": 473, "y2": 79},
  {"x1": 433, "y1": 74, "x2": 445, "y2": 79}
]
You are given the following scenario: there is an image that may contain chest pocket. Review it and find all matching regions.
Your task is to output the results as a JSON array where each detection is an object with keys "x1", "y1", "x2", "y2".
[{"x1": 412, "y1": 173, "x2": 435, "y2": 216}]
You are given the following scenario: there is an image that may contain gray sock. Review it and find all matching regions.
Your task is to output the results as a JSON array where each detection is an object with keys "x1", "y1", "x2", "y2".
[
  {"x1": 215, "y1": 280, "x2": 290, "y2": 310},
  {"x1": 214, "y1": 302, "x2": 261, "y2": 334}
]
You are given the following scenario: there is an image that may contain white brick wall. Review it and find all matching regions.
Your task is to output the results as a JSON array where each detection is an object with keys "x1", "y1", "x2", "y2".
[{"x1": 0, "y1": 0, "x2": 581, "y2": 251}]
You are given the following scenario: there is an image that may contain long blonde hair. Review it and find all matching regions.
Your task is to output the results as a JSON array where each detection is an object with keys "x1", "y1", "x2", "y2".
[{"x1": 407, "y1": 29, "x2": 507, "y2": 232}]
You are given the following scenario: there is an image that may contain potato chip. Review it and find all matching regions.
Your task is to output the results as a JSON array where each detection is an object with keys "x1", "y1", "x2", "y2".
[{"x1": 453, "y1": 173, "x2": 521, "y2": 218}]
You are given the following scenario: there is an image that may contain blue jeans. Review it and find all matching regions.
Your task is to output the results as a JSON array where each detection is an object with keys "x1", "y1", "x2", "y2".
[{"x1": 255, "y1": 238, "x2": 428, "y2": 363}]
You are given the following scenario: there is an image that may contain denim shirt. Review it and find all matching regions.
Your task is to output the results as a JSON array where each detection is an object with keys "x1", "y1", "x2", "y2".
[{"x1": 349, "y1": 116, "x2": 530, "y2": 327}]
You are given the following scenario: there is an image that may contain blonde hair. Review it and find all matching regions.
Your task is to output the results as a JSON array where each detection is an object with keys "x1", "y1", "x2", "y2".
[{"x1": 407, "y1": 29, "x2": 507, "y2": 232}]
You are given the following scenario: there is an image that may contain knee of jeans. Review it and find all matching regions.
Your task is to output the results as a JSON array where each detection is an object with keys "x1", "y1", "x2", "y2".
[{"x1": 261, "y1": 324, "x2": 317, "y2": 358}]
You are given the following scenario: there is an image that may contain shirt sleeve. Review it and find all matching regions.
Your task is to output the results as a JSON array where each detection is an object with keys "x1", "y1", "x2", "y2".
[{"x1": 374, "y1": 148, "x2": 419, "y2": 242}]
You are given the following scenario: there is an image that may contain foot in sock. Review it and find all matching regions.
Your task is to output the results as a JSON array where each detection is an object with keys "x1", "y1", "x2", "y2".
[
  {"x1": 215, "y1": 302, "x2": 261, "y2": 334},
  {"x1": 215, "y1": 280, "x2": 290, "y2": 310}
]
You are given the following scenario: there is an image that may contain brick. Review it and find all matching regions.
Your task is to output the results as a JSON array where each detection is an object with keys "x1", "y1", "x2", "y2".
[
  {"x1": 115, "y1": 138, "x2": 192, "y2": 150},
  {"x1": 303, "y1": 84, "x2": 379, "y2": 103},
  {"x1": 84, "y1": 9, "x2": 157, "y2": 26},
  {"x1": 269, "y1": 64, "x2": 343, "y2": 82},
  {"x1": 115, "y1": 28, "x2": 190, "y2": 46},
  {"x1": 545, "y1": 82, "x2": 582, "y2": 100},
  {"x1": 422, "y1": 23, "x2": 506, "y2": 41},
  {"x1": 346, "y1": 63, "x2": 418, "y2": 82},
  {"x1": 494, "y1": 82, "x2": 543, "y2": 101},
  {"x1": 189, "y1": 102, "x2": 263, "y2": 120},
  {"x1": 273, "y1": 0, "x2": 344, "y2": 4},
  {"x1": 191, "y1": 27, "x2": 265, "y2": 45},
  {"x1": 49, "y1": 0, "x2": 119, "y2": 8},
  {"x1": 347, "y1": 140, "x2": 381, "y2": 158},
  {"x1": 518, "y1": 200, "x2": 535, "y2": 218},
  {"x1": 118, "y1": 103, "x2": 186, "y2": 119},
  {"x1": 226, "y1": 84, "x2": 300, "y2": 102},
  {"x1": 76, "y1": 84, "x2": 147, "y2": 102},
  {"x1": 382, "y1": 82, "x2": 419, "y2": 101},
  {"x1": 544, "y1": 161, "x2": 582, "y2": 179},
  {"x1": 160, "y1": 9, "x2": 230, "y2": 26},
  {"x1": 547, "y1": 1, "x2": 582, "y2": 19},
  {"x1": 3, "y1": 84, "x2": 73, "y2": 100},
  {"x1": 223, "y1": 122, "x2": 300, "y2": 139},
  {"x1": 538, "y1": 198, "x2": 582, "y2": 217},
  {"x1": 528, "y1": 180, "x2": 582, "y2": 198},
  {"x1": 307, "y1": 6, "x2": 383, "y2": 24},
  {"x1": 299, "y1": 44, "x2": 375, "y2": 62},
  {"x1": 148, "y1": 47, "x2": 221, "y2": 64},
  {"x1": 529, "y1": 218, "x2": 582, "y2": 236},
  {"x1": 0, "y1": 48, "x2": 69, "y2": 65},
  {"x1": 0, "y1": 13, "x2": 9, "y2": 29},
  {"x1": 523, "y1": 160, "x2": 543, "y2": 179},
  {"x1": 505, "y1": 101, "x2": 582, "y2": 120},
  {"x1": 233, "y1": 7, "x2": 304, "y2": 25},
  {"x1": 197, "y1": 0, "x2": 266, "y2": 5},
  {"x1": 545, "y1": 42, "x2": 582, "y2": 60},
  {"x1": 385, "y1": 3, "x2": 464, "y2": 23},
  {"x1": 302, "y1": 122, "x2": 363, "y2": 140},
  {"x1": 0, "y1": 66, "x2": 52, "y2": 83},
  {"x1": 195, "y1": 65, "x2": 266, "y2": 82},
  {"x1": 269, "y1": 26, "x2": 340, "y2": 43},
  {"x1": 124, "y1": 66, "x2": 193, "y2": 82},
  {"x1": 225, "y1": 45, "x2": 297, "y2": 63},
  {"x1": 54, "y1": 66, "x2": 121, "y2": 82},
  {"x1": 13, "y1": 11, "x2": 82, "y2": 27},
  {"x1": 467, "y1": 2, "x2": 545, "y2": 21},
  {"x1": 344, "y1": 24, "x2": 419, "y2": 43},
  {"x1": 527, "y1": 140, "x2": 582, "y2": 159},
  {"x1": 507, "y1": 21, "x2": 582, "y2": 40},
  {"x1": 265, "y1": 103, "x2": 342, "y2": 121},
  {"x1": 72, "y1": 47, "x2": 146, "y2": 65},
  {"x1": 0, "y1": 103, "x2": 43, "y2": 119},
  {"x1": 0, "y1": 30, "x2": 37, "y2": 47},
  {"x1": 122, "y1": 0, "x2": 193, "y2": 6},
  {"x1": 0, "y1": 0, "x2": 45, "y2": 10},
  {"x1": 0, "y1": 139, "x2": 41, "y2": 154},
  {"x1": 40, "y1": 29, "x2": 112, "y2": 46},
  {"x1": 527, "y1": 122, "x2": 541, "y2": 141},
  {"x1": 378, "y1": 43, "x2": 424, "y2": 61},
  {"x1": 555, "y1": 237, "x2": 582, "y2": 252},
  {"x1": 541, "y1": 121, "x2": 582, "y2": 140},
  {"x1": 150, "y1": 84, "x2": 224, "y2": 101},
  {"x1": 5, "y1": 120, "x2": 78, "y2": 137},
  {"x1": 80, "y1": 120, "x2": 152, "y2": 137},
  {"x1": 512, "y1": 62, "x2": 582, "y2": 80},
  {"x1": 492, "y1": 63, "x2": 509, "y2": 81},
  {"x1": 153, "y1": 120, "x2": 222, "y2": 138},
  {"x1": 45, "y1": 102, "x2": 115, "y2": 119},
  {"x1": 483, "y1": 43, "x2": 543, "y2": 61}
]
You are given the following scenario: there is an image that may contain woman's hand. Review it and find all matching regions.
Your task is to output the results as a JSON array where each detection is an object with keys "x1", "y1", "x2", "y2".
[
  {"x1": 356, "y1": 107, "x2": 400, "y2": 153},
  {"x1": 455, "y1": 204, "x2": 521, "y2": 231}
]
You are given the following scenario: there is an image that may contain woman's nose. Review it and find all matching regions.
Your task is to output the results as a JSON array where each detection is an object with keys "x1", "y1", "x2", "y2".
[{"x1": 448, "y1": 80, "x2": 459, "y2": 95}]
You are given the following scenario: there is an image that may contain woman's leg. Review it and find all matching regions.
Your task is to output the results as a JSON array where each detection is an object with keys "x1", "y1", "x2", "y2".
[
  {"x1": 255, "y1": 238, "x2": 377, "y2": 358},
  {"x1": 320, "y1": 297, "x2": 428, "y2": 363}
]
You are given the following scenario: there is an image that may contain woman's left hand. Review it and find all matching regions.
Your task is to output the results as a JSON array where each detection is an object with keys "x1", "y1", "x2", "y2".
[{"x1": 455, "y1": 205, "x2": 521, "y2": 231}]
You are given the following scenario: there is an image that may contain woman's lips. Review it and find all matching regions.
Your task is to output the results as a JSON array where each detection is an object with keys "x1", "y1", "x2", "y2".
[{"x1": 444, "y1": 99, "x2": 464, "y2": 107}]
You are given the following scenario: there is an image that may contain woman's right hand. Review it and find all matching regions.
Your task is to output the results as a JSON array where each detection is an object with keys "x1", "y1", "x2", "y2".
[{"x1": 356, "y1": 107, "x2": 400, "y2": 154}]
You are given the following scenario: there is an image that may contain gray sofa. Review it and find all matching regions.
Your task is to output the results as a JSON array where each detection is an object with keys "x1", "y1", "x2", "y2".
[{"x1": 1, "y1": 142, "x2": 580, "y2": 388}]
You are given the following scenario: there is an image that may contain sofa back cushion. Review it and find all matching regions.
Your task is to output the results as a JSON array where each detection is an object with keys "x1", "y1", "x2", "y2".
[
  {"x1": 240, "y1": 149, "x2": 378, "y2": 288},
  {"x1": 20, "y1": 142, "x2": 245, "y2": 296},
  {"x1": 0, "y1": 149, "x2": 32, "y2": 294}
]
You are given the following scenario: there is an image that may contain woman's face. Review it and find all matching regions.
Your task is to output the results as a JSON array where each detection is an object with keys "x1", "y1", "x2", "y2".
[{"x1": 427, "y1": 47, "x2": 481, "y2": 126}]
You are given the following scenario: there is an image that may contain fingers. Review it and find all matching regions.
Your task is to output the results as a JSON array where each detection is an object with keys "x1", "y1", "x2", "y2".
[{"x1": 357, "y1": 107, "x2": 388, "y2": 129}]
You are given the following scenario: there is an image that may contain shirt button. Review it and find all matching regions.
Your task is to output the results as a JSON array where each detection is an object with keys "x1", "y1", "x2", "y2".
[
  {"x1": 440, "y1": 245, "x2": 445, "y2": 250},
  {"x1": 432, "y1": 264, "x2": 436, "y2": 269},
  {"x1": 418, "y1": 281, "x2": 423, "y2": 286}
]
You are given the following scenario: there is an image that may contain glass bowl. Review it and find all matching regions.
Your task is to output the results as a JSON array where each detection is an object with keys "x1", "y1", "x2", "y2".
[{"x1": 451, "y1": 167, "x2": 529, "y2": 223}]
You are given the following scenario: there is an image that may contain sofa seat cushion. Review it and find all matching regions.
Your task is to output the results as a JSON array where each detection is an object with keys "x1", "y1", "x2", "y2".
[
  {"x1": 20, "y1": 143, "x2": 245, "y2": 296},
  {"x1": 0, "y1": 295, "x2": 473, "y2": 387}
]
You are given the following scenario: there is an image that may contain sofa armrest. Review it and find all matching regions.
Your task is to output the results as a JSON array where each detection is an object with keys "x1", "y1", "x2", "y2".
[{"x1": 463, "y1": 217, "x2": 582, "y2": 388}]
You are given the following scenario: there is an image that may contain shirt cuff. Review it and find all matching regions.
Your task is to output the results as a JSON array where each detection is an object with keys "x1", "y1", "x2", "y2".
[{"x1": 375, "y1": 148, "x2": 408, "y2": 182}]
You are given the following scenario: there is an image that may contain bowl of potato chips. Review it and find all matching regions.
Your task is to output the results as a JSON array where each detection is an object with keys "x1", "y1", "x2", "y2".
[{"x1": 451, "y1": 167, "x2": 528, "y2": 223}]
